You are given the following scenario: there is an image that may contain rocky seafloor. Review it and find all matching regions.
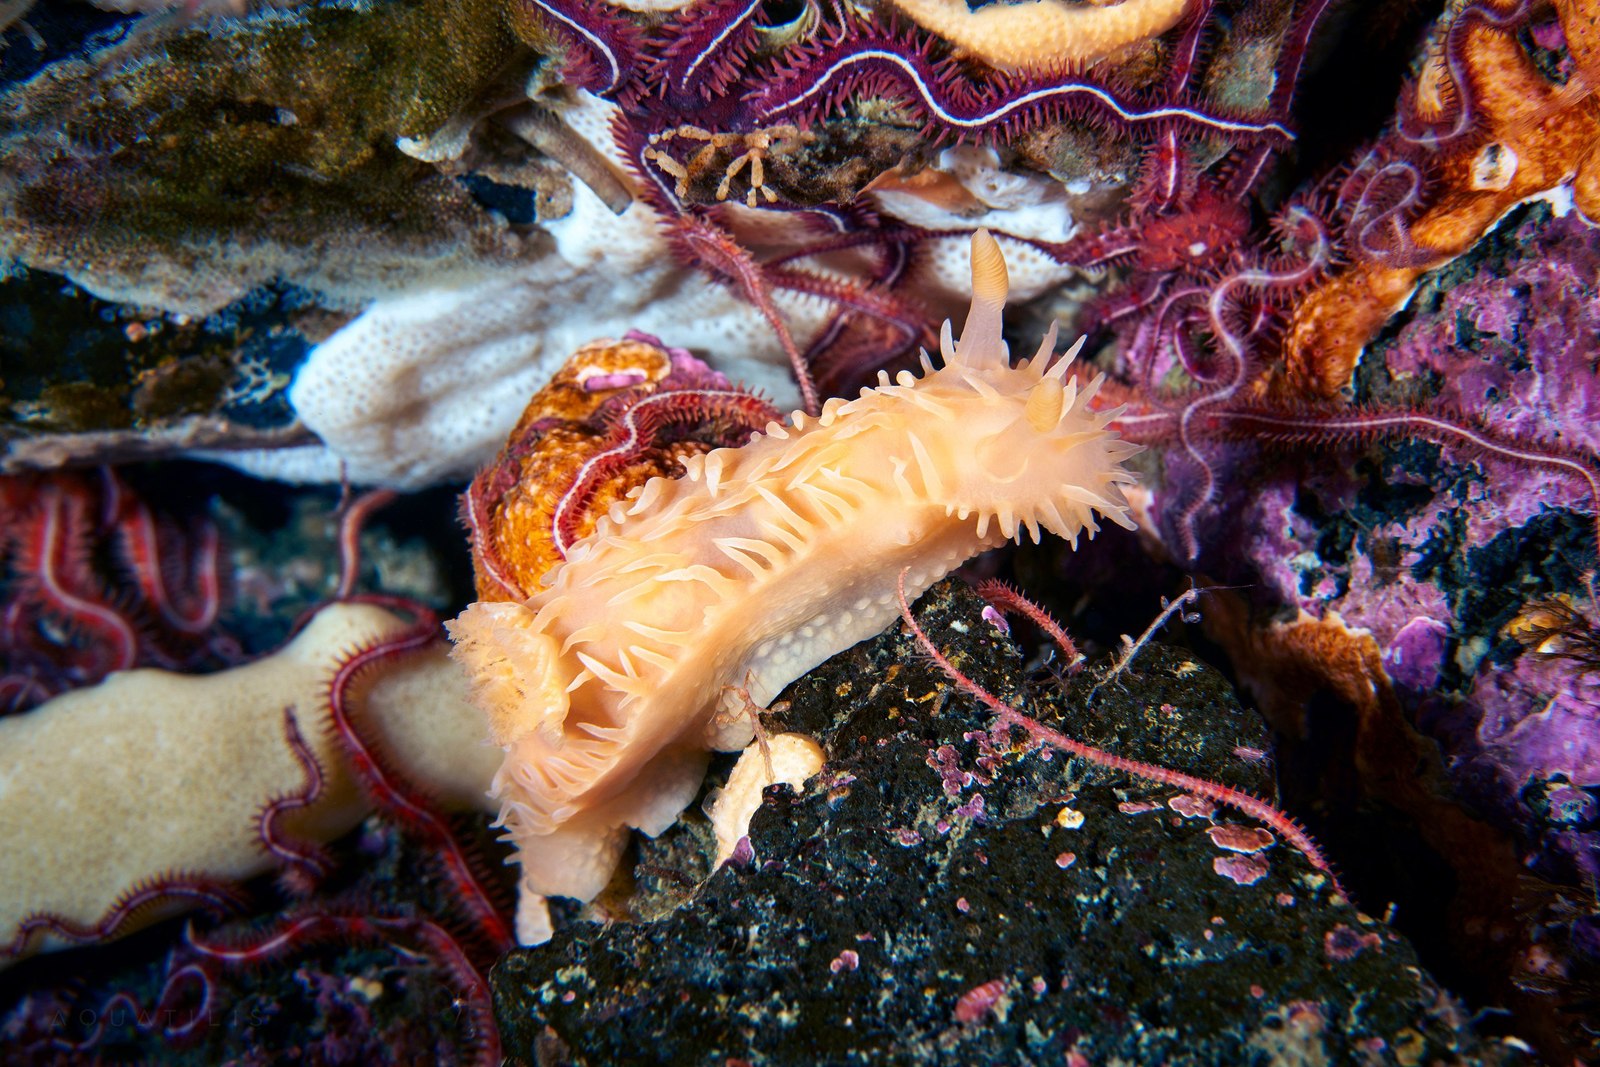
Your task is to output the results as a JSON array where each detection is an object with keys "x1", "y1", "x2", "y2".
[{"x1": 497, "y1": 581, "x2": 1525, "y2": 1066}]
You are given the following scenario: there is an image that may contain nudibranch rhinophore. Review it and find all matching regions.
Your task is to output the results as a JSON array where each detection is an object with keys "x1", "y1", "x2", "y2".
[{"x1": 447, "y1": 231, "x2": 1141, "y2": 944}]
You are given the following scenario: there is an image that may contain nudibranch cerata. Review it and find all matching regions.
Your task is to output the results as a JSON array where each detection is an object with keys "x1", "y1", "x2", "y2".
[{"x1": 447, "y1": 230, "x2": 1141, "y2": 943}]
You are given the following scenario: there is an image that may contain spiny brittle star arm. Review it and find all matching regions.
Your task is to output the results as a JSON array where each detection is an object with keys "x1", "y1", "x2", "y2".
[{"x1": 895, "y1": 569, "x2": 1347, "y2": 898}]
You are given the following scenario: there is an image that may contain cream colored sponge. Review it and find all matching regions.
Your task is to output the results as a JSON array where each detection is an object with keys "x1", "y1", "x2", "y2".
[{"x1": 0, "y1": 603, "x2": 499, "y2": 964}]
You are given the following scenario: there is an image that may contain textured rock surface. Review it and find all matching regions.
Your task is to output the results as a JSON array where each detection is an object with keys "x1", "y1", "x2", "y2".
[
  {"x1": 492, "y1": 582, "x2": 1520, "y2": 1065},
  {"x1": 1135, "y1": 201, "x2": 1600, "y2": 1053},
  {"x1": 0, "y1": 0, "x2": 555, "y2": 315}
]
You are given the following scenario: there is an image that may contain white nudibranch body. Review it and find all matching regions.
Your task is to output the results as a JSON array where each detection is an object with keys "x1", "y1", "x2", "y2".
[{"x1": 446, "y1": 230, "x2": 1140, "y2": 943}]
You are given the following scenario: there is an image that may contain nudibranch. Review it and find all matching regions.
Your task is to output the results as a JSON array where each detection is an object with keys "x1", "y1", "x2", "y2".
[{"x1": 447, "y1": 231, "x2": 1140, "y2": 944}]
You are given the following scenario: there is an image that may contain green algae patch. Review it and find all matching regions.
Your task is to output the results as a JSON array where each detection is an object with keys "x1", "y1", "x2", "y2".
[{"x1": 1, "y1": 0, "x2": 559, "y2": 314}]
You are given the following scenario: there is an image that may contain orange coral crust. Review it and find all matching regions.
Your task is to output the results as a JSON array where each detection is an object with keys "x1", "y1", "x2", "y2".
[
  {"x1": 467, "y1": 337, "x2": 716, "y2": 600},
  {"x1": 446, "y1": 232, "x2": 1140, "y2": 944},
  {"x1": 1284, "y1": 0, "x2": 1600, "y2": 397},
  {"x1": 885, "y1": 0, "x2": 1193, "y2": 73}
]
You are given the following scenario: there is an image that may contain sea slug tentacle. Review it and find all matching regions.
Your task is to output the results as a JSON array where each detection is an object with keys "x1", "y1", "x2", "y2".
[{"x1": 447, "y1": 231, "x2": 1140, "y2": 944}]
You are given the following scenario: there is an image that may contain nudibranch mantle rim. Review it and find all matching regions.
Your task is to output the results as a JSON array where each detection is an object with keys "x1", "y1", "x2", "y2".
[{"x1": 446, "y1": 230, "x2": 1140, "y2": 945}]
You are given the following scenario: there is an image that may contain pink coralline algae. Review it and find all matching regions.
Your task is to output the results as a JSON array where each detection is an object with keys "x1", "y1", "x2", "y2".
[
  {"x1": 1160, "y1": 199, "x2": 1600, "y2": 1050},
  {"x1": 1193, "y1": 203, "x2": 1600, "y2": 866},
  {"x1": 952, "y1": 979, "x2": 1007, "y2": 1025},
  {"x1": 1324, "y1": 924, "x2": 1383, "y2": 963},
  {"x1": 1207, "y1": 825, "x2": 1276, "y2": 854},
  {"x1": 928, "y1": 743, "x2": 976, "y2": 797},
  {"x1": 1388, "y1": 209, "x2": 1600, "y2": 838},
  {"x1": 1213, "y1": 853, "x2": 1271, "y2": 887},
  {"x1": 1169, "y1": 793, "x2": 1219, "y2": 819}
]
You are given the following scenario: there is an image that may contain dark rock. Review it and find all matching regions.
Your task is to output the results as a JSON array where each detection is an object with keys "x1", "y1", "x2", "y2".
[{"x1": 493, "y1": 581, "x2": 1526, "y2": 1065}]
